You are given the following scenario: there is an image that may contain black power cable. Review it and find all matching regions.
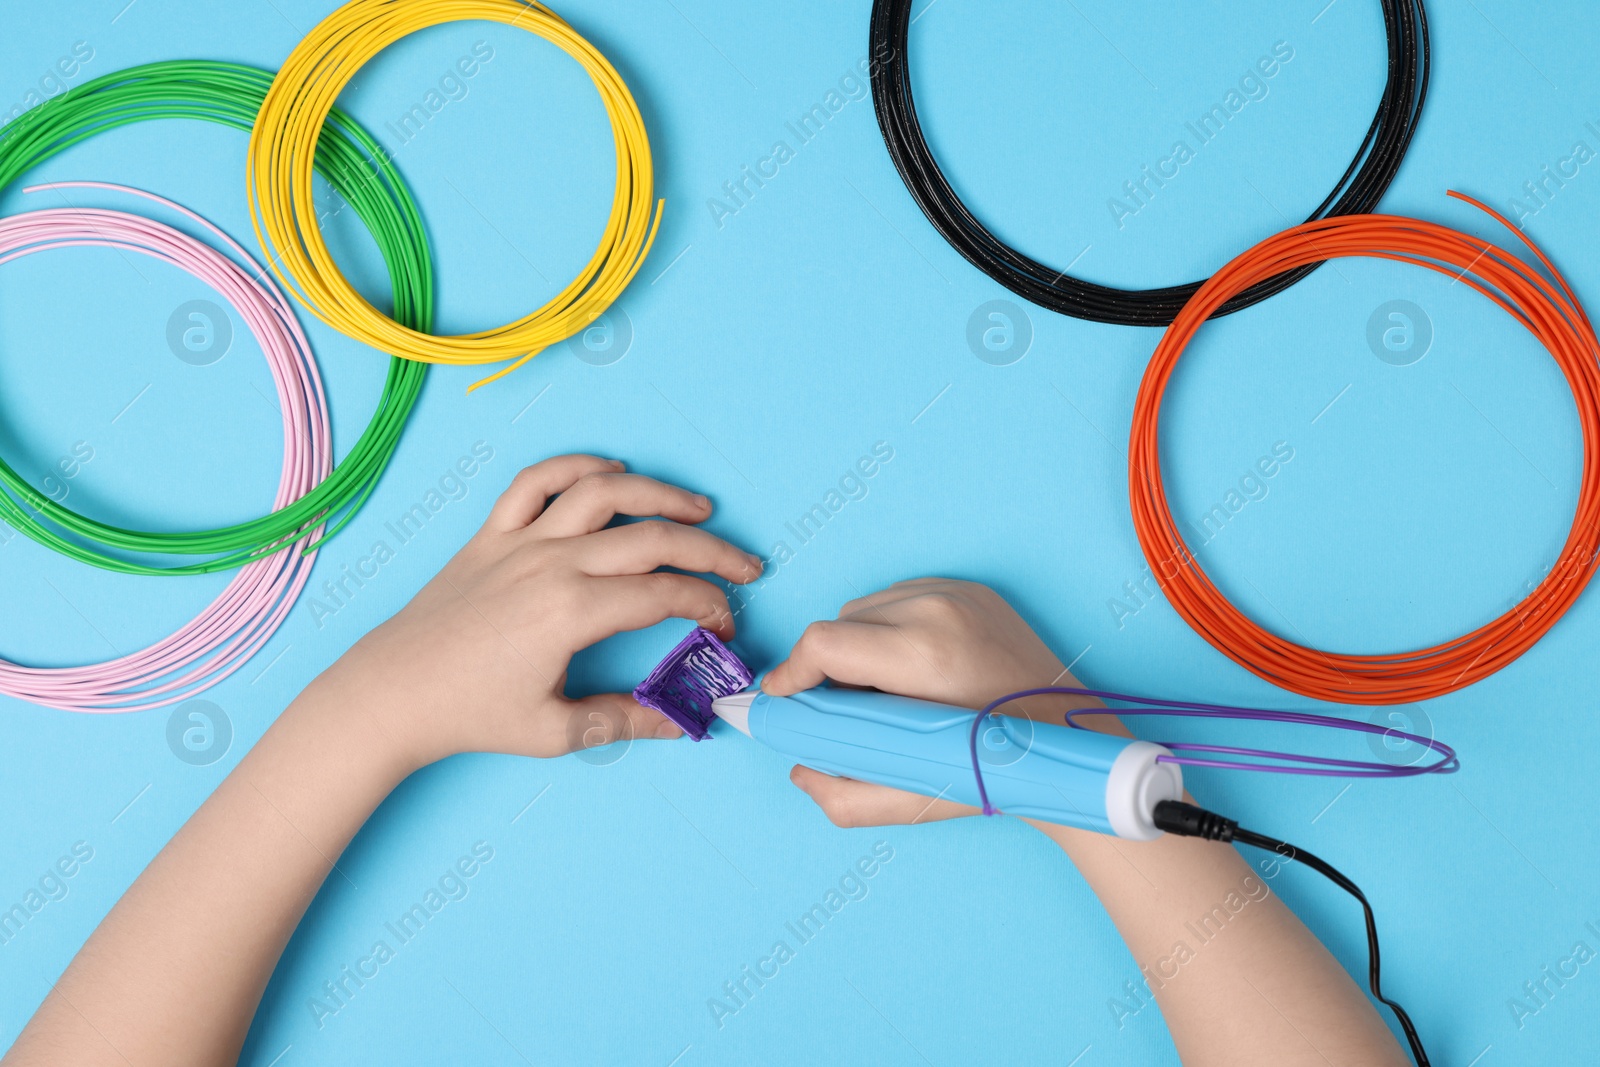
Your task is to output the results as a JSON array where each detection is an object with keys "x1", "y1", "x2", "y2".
[
  {"x1": 1154, "y1": 801, "x2": 1430, "y2": 1066},
  {"x1": 867, "y1": 0, "x2": 1431, "y2": 326}
]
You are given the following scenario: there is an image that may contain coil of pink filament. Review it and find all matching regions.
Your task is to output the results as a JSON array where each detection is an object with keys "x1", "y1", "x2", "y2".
[{"x1": 0, "y1": 182, "x2": 329, "y2": 712}]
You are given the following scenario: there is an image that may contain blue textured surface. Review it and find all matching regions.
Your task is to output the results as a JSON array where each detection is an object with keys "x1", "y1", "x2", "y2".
[{"x1": 1, "y1": 0, "x2": 1596, "y2": 1062}]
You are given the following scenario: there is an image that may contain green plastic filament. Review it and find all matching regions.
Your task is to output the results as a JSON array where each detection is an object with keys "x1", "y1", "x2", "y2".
[{"x1": 0, "y1": 60, "x2": 432, "y2": 576}]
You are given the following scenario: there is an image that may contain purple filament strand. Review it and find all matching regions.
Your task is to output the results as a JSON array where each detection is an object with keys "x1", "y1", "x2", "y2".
[{"x1": 968, "y1": 686, "x2": 1458, "y2": 817}]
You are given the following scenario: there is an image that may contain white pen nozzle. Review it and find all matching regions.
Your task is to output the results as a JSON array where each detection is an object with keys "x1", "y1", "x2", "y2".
[{"x1": 711, "y1": 691, "x2": 758, "y2": 736}]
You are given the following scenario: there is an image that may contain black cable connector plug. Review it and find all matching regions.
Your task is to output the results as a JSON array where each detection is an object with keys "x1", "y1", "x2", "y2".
[{"x1": 1152, "y1": 800, "x2": 1238, "y2": 843}]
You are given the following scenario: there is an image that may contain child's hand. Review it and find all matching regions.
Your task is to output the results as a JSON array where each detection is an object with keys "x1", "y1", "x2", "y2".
[
  {"x1": 311, "y1": 454, "x2": 763, "y2": 770},
  {"x1": 762, "y1": 579, "x2": 1101, "y2": 828}
]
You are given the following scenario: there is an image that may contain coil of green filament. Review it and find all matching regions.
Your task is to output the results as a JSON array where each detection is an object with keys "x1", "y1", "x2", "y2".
[{"x1": 0, "y1": 60, "x2": 432, "y2": 576}]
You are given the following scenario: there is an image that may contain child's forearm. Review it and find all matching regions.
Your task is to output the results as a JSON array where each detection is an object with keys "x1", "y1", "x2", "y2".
[
  {"x1": 1028, "y1": 709, "x2": 1408, "y2": 1064},
  {"x1": 1029, "y1": 817, "x2": 1408, "y2": 1066},
  {"x1": 3, "y1": 457, "x2": 751, "y2": 1067},
  {"x1": 766, "y1": 580, "x2": 1414, "y2": 1066},
  {"x1": 4, "y1": 673, "x2": 411, "y2": 1067}
]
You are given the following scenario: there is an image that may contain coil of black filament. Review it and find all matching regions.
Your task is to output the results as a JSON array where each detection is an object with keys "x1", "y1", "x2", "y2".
[{"x1": 866, "y1": 0, "x2": 1430, "y2": 326}]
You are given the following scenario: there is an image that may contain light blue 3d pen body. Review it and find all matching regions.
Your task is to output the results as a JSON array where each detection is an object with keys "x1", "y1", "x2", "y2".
[{"x1": 711, "y1": 687, "x2": 1183, "y2": 840}]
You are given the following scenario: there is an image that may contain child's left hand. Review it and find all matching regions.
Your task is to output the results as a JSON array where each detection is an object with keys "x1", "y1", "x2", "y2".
[{"x1": 308, "y1": 453, "x2": 763, "y2": 770}]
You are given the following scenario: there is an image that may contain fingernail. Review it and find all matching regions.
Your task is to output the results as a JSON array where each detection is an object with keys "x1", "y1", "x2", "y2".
[
  {"x1": 610, "y1": 460, "x2": 627, "y2": 471},
  {"x1": 693, "y1": 494, "x2": 711, "y2": 510},
  {"x1": 655, "y1": 721, "x2": 684, "y2": 740}
]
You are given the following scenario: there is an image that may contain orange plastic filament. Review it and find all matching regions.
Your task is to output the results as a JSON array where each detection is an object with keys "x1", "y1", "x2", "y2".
[{"x1": 1129, "y1": 194, "x2": 1600, "y2": 704}]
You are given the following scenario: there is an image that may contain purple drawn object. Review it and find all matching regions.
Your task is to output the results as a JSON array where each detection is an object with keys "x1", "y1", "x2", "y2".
[{"x1": 633, "y1": 628, "x2": 754, "y2": 741}]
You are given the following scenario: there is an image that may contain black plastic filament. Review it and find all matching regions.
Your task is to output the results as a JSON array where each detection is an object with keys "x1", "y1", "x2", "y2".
[{"x1": 867, "y1": 0, "x2": 1430, "y2": 326}]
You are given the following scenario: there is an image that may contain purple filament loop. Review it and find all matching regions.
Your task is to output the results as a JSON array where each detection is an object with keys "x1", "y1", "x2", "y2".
[{"x1": 967, "y1": 686, "x2": 1459, "y2": 818}]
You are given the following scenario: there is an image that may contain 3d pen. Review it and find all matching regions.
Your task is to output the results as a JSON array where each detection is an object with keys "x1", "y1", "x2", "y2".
[
  {"x1": 632, "y1": 628, "x2": 1451, "y2": 1065},
  {"x1": 712, "y1": 687, "x2": 1182, "y2": 840},
  {"x1": 629, "y1": 627, "x2": 1181, "y2": 840}
]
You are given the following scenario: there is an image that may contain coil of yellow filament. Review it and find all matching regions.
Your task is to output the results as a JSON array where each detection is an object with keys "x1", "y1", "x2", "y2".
[{"x1": 248, "y1": 0, "x2": 662, "y2": 389}]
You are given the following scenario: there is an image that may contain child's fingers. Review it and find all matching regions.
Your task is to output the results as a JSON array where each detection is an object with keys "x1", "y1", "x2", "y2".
[
  {"x1": 790, "y1": 766, "x2": 976, "y2": 828},
  {"x1": 486, "y1": 454, "x2": 622, "y2": 532},
  {"x1": 534, "y1": 473, "x2": 713, "y2": 538},
  {"x1": 579, "y1": 522, "x2": 762, "y2": 584},
  {"x1": 837, "y1": 577, "x2": 956, "y2": 619},
  {"x1": 836, "y1": 589, "x2": 914, "y2": 619},
  {"x1": 762, "y1": 620, "x2": 915, "y2": 695},
  {"x1": 582, "y1": 573, "x2": 736, "y2": 643},
  {"x1": 561, "y1": 693, "x2": 685, "y2": 756},
  {"x1": 610, "y1": 694, "x2": 686, "y2": 741}
]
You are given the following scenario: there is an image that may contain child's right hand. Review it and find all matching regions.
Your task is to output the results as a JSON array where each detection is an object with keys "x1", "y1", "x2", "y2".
[
  {"x1": 762, "y1": 579, "x2": 1106, "y2": 829},
  {"x1": 306, "y1": 454, "x2": 764, "y2": 771}
]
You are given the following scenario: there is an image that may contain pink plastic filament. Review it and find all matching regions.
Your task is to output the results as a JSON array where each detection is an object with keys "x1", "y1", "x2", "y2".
[{"x1": 0, "y1": 182, "x2": 329, "y2": 712}]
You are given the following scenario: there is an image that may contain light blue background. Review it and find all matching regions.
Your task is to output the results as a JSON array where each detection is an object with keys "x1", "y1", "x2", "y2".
[{"x1": 0, "y1": 0, "x2": 1595, "y2": 1062}]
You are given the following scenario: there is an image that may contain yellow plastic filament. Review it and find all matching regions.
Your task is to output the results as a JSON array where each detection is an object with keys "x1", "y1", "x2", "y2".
[{"x1": 248, "y1": 0, "x2": 662, "y2": 388}]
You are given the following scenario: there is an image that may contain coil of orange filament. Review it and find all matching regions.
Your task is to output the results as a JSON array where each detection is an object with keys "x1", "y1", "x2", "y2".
[{"x1": 1130, "y1": 193, "x2": 1600, "y2": 704}]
